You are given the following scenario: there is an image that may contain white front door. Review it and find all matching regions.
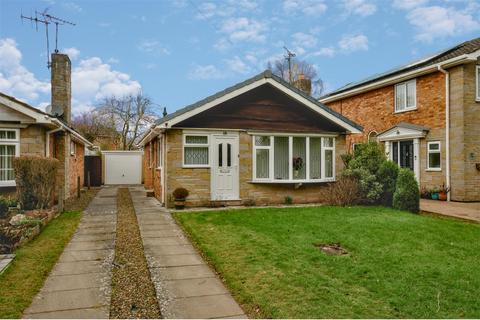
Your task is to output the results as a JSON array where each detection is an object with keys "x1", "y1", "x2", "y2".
[{"x1": 211, "y1": 135, "x2": 239, "y2": 200}]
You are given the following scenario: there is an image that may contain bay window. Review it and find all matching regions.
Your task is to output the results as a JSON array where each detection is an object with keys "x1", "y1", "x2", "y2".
[
  {"x1": 183, "y1": 134, "x2": 209, "y2": 167},
  {"x1": 253, "y1": 135, "x2": 335, "y2": 182},
  {"x1": 0, "y1": 129, "x2": 20, "y2": 186}
]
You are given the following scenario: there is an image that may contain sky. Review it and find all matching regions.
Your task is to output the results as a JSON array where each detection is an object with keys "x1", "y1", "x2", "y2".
[{"x1": 0, "y1": 0, "x2": 479, "y2": 116}]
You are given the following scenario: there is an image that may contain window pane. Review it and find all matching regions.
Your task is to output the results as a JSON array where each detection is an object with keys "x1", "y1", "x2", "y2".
[
  {"x1": 184, "y1": 147, "x2": 208, "y2": 165},
  {"x1": 218, "y1": 143, "x2": 223, "y2": 167},
  {"x1": 429, "y1": 152, "x2": 440, "y2": 168},
  {"x1": 186, "y1": 135, "x2": 208, "y2": 144},
  {"x1": 406, "y1": 81, "x2": 416, "y2": 108},
  {"x1": 255, "y1": 136, "x2": 270, "y2": 146},
  {"x1": 256, "y1": 149, "x2": 269, "y2": 179},
  {"x1": 392, "y1": 142, "x2": 398, "y2": 164},
  {"x1": 292, "y1": 137, "x2": 306, "y2": 180},
  {"x1": 396, "y1": 84, "x2": 406, "y2": 111},
  {"x1": 429, "y1": 143, "x2": 439, "y2": 151},
  {"x1": 309, "y1": 137, "x2": 321, "y2": 179},
  {"x1": 325, "y1": 149, "x2": 333, "y2": 178},
  {"x1": 227, "y1": 143, "x2": 232, "y2": 167},
  {"x1": 0, "y1": 145, "x2": 16, "y2": 181},
  {"x1": 0, "y1": 131, "x2": 15, "y2": 140},
  {"x1": 274, "y1": 137, "x2": 289, "y2": 180},
  {"x1": 323, "y1": 137, "x2": 333, "y2": 148}
]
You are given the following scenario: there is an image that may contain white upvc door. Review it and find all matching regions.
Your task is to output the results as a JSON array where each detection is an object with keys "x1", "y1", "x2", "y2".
[{"x1": 211, "y1": 135, "x2": 239, "y2": 201}]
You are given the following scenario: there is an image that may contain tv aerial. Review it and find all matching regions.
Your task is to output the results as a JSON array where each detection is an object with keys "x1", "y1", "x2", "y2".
[{"x1": 21, "y1": 8, "x2": 76, "y2": 68}]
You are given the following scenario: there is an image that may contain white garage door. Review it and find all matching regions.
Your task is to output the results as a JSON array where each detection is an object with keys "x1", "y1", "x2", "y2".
[{"x1": 103, "y1": 151, "x2": 143, "y2": 185}]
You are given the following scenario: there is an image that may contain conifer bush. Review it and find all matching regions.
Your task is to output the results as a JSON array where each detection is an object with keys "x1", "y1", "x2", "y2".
[{"x1": 393, "y1": 168, "x2": 420, "y2": 213}]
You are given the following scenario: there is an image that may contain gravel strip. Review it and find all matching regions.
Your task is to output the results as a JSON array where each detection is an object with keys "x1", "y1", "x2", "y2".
[{"x1": 109, "y1": 188, "x2": 162, "y2": 319}]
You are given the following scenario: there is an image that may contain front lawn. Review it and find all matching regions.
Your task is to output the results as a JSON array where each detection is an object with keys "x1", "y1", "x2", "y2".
[{"x1": 174, "y1": 206, "x2": 480, "y2": 318}]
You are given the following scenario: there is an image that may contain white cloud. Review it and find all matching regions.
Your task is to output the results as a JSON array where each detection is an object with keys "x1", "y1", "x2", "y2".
[
  {"x1": 63, "y1": 47, "x2": 80, "y2": 60},
  {"x1": 225, "y1": 56, "x2": 251, "y2": 74},
  {"x1": 292, "y1": 32, "x2": 318, "y2": 48},
  {"x1": 195, "y1": 2, "x2": 219, "y2": 19},
  {"x1": 407, "y1": 6, "x2": 480, "y2": 42},
  {"x1": 62, "y1": 1, "x2": 82, "y2": 12},
  {"x1": 338, "y1": 34, "x2": 369, "y2": 52},
  {"x1": 0, "y1": 38, "x2": 50, "y2": 101},
  {"x1": 283, "y1": 0, "x2": 327, "y2": 16},
  {"x1": 188, "y1": 65, "x2": 224, "y2": 80},
  {"x1": 107, "y1": 57, "x2": 120, "y2": 64},
  {"x1": 220, "y1": 17, "x2": 266, "y2": 43},
  {"x1": 310, "y1": 47, "x2": 336, "y2": 57},
  {"x1": 213, "y1": 38, "x2": 231, "y2": 51},
  {"x1": 137, "y1": 39, "x2": 171, "y2": 55},
  {"x1": 392, "y1": 0, "x2": 428, "y2": 10},
  {"x1": 72, "y1": 57, "x2": 141, "y2": 112},
  {"x1": 342, "y1": 0, "x2": 376, "y2": 16}
]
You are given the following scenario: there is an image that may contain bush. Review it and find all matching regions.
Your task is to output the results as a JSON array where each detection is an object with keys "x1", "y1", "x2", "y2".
[
  {"x1": 172, "y1": 187, "x2": 189, "y2": 200},
  {"x1": 349, "y1": 141, "x2": 386, "y2": 174},
  {"x1": 393, "y1": 169, "x2": 420, "y2": 213},
  {"x1": 0, "y1": 197, "x2": 8, "y2": 219},
  {"x1": 320, "y1": 175, "x2": 360, "y2": 206},
  {"x1": 377, "y1": 160, "x2": 399, "y2": 207},
  {"x1": 13, "y1": 156, "x2": 59, "y2": 210}
]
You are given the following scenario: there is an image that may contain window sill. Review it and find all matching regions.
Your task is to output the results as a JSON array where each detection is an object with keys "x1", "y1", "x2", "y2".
[
  {"x1": 394, "y1": 107, "x2": 417, "y2": 114},
  {"x1": 249, "y1": 179, "x2": 335, "y2": 184},
  {"x1": 0, "y1": 181, "x2": 16, "y2": 187},
  {"x1": 426, "y1": 168, "x2": 442, "y2": 172}
]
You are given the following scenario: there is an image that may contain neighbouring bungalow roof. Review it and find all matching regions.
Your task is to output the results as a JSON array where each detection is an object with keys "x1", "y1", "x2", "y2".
[
  {"x1": 321, "y1": 37, "x2": 480, "y2": 99},
  {"x1": 0, "y1": 91, "x2": 93, "y2": 147},
  {"x1": 155, "y1": 70, "x2": 363, "y2": 132}
]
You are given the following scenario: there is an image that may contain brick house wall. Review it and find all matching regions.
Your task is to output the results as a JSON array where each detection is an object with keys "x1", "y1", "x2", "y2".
[
  {"x1": 68, "y1": 139, "x2": 85, "y2": 197},
  {"x1": 20, "y1": 125, "x2": 47, "y2": 156},
  {"x1": 164, "y1": 129, "x2": 346, "y2": 208},
  {"x1": 143, "y1": 137, "x2": 163, "y2": 202}
]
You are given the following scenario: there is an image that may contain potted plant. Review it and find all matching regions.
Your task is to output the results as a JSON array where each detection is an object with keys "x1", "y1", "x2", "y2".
[
  {"x1": 430, "y1": 187, "x2": 440, "y2": 200},
  {"x1": 292, "y1": 157, "x2": 304, "y2": 177},
  {"x1": 420, "y1": 187, "x2": 431, "y2": 199},
  {"x1": 172, "y1": 187, "x2": 189, "y2": 210},
  {"x1": 438, "y1": 184, "x2": 450, "y2": 201}
]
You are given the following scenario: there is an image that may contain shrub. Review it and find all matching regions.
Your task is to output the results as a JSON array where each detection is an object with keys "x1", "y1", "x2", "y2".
[
  {"x1": 349, "y1": 141, "x2": 386, "y2": 174},
  {"x1": 13, "y1": 156, "x2": 59, "y2": 210},
  {"x1": 319, "y1": 175, "x2": 360, "y2": 206},
  {"x1": 284, "y1": 196, "x2": 293, "y2": 205},
  {"x1": 0, "y1": 197, "x2": 8, "y2": 219},
  {"x1": 393, "y1": 169, "x2": 420, "y2": 213},
  {"x1": 377, "y1": 160, "x2": 399, "y2": 207},
  {"x1": 172, "y1": 187, "x2": 189, "y2": 200}
]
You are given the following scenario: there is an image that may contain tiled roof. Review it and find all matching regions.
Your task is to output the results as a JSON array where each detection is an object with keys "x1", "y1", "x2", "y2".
[
  {"x1": 156, "y1": 70, "x2": 363, "y2": 131},
  {"x1": 322, "y1": 37, "x2": 480, "y2": 98}
]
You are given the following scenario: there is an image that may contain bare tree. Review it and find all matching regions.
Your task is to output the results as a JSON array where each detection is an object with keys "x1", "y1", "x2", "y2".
[
  {"x1": 267, "y1": 58, "x2": 325, "y2": 98},
  {"x1": 72, "y1": 111, "x2": 121, "y2": 150},
  {"x1": 97, "y1": 94, "x2": 158, "y2": 150}
]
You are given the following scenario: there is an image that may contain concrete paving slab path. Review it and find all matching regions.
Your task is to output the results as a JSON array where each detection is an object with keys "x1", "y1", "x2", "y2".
[
  {"x1": 129, "y1": 186, "x2": 246, "y2": 319},
  {"x1": 420, "y1": 199, "x2": 480, "y2": 222},
  {"x1": 24, "y1": 186, "x2": 118, "y2": 319}
]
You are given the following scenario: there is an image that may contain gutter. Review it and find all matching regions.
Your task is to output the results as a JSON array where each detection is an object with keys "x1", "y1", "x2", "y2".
[
  {"x1": 320, "y1": 53, "x2": 479, "y2": 104},
  {"x1": 50, "y1": 118, "x2": 93, "y2": 147},
  {"x1": 437, "y1": 65, "x2": 451, "y2": 202}
]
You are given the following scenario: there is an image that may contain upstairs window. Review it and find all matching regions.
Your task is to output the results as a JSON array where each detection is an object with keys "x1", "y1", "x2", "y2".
[
  {"x1": 183, "y1": 135, "x2": 209, "y2": 167},
  {"x1": 395, "y1": 79, "x2": 416, "y2": 112},
  {"x1": 476, "y1": 65, "x2": 480, "y2": 101}
]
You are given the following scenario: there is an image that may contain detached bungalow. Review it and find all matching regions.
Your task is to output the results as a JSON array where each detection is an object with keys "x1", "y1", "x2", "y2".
[
  {"x1": 139, "y1": 70, "x2": 362, "y2": 208},
  {"x1": 0, "y1": 53, "x2": 93, "y2": 199}
]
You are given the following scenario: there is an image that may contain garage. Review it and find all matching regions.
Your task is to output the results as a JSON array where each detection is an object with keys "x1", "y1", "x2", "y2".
[{"x1": 103, "y1": 151, "x2": 143, "y2": 185}]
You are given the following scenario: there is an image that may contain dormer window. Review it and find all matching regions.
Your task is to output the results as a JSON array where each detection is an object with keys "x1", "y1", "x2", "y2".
[{"x1": 395, "y1": 79, "x2": 416, "y2": 113}]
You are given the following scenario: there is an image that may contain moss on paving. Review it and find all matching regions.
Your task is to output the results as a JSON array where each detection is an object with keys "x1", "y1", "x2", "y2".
[
  {"x1": 175, "y1": 206, "x2": 480, "y2": 319},
  {"x1": 109, "y1": 188, "x2": 161, "y2": 319},
  {"x1": 0, "y1": 188, "x2": 99, "y2": 319}
]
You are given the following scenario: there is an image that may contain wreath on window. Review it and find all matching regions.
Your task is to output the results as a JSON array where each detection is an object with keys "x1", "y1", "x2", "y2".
[{"x1": 292, "y1": 157, "x2": 304, "y2": 171}]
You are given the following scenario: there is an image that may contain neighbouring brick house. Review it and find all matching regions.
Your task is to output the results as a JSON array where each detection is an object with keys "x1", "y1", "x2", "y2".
[
  {"x1": 0, "y1": 53, "x2": 93, "y2": 199},
  {"x1": 320, "y1": 37, "x2": 480, "y2": 202},
  {"x1": 139, "y1": 70, "x2": 362, "y2": 208}
]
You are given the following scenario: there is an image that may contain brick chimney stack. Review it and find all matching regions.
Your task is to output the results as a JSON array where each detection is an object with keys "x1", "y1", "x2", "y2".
[
  {"x1": 51, "y1": 53, "x2": 72, "y2": 124},
  {"x1": 294, "y1": 73, "x2": 312, "y2": 96}
]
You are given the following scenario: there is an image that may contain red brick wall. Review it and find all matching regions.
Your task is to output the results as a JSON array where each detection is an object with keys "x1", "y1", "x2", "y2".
[
  {"x1": 143, "y1": 142, "x2": 153, "y2": 189},
  {"x1": 327, "y1": 71, "x2": 446, "y2": 150},
  {"x1": 143, "y1": 137, "x2": 163, "y2": 202},
  {"x1": 68, "y1": 139, "x2": 85, "y2": 197}
]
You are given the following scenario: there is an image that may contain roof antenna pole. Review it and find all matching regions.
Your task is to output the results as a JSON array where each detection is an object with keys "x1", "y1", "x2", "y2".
[{"x1": 283, "y1": 46, "x2": 296, "y2": 84}]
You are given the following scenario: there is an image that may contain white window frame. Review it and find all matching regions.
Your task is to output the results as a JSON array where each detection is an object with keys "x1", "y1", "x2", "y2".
[
  {"x1": 476, "y1": 65, "x2": 480, "y2": 101},
  {"x1": 252, "y1": 134, "x2": 336, "y2": 183},
  {"x1": 0, "y1": 128, "x2": 20, "y2": 187},
  {"x1": 156, "y1": 136, "x2": 163, "y2": 169},
  {"x1": 426, "y1": 141, "x2": 441, "y2": 171},
  {"x1": 182, "y1": 134, "x2": 210, "y2": 168},
  {"x1": 394, "y1": 79, "x2": 417, "y2": 113},
  {"x1": 70, "y1": 140, "x2": 76, "y2": 156}
]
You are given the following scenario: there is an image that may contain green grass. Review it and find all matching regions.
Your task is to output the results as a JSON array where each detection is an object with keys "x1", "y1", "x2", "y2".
[
  {"x1": 0, "y1": 211, "x2": 82, "y2": 319},
  {"x1": 174, "y1": 206, "x2": 480, "y2": 318}
]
